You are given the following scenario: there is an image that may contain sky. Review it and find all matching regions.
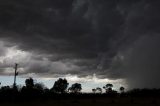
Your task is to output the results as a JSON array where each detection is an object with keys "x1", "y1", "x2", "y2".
[{"x1": 0, "y1": 0, "x2": 160, "y2": 92}]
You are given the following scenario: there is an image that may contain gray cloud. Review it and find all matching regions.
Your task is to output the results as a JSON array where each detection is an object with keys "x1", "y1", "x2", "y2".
[
  {"x1": 0, "y1": 41, "x2": 8, "y2": 56},
  {"x1": 116, "y1": 35, "x2": 160, "y2": 89},
  {"x1": 0, "y1": 0, "x2": 160, "y2": 88}
]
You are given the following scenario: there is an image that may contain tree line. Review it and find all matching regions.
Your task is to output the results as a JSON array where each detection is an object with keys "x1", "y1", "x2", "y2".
[
  {"x1": 0, "y1": 77, "x2": 125, "y2": 94},
  {"x1": 0, "y1": 77, "x2": 160, "y2": 102}
]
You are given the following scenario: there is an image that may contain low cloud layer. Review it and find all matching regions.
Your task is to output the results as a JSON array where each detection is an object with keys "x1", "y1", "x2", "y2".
[{"x1": 0, "y1": 0, "x2": 160, "y2": 89}]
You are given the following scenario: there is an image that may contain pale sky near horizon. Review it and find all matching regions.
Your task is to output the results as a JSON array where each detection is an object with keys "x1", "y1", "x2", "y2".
[{"x1": 0, "y1": 75, "x2": 125, "y2": 92}]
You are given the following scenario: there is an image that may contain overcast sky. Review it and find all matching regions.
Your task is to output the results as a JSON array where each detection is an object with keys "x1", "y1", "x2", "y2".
[{"x1": 0, "y1": 0, "x2": 160, "y2": 90}]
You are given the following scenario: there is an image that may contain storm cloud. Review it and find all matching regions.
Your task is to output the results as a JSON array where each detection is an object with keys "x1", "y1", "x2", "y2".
[{"x1": 0, "y1": 0, "x2": 160, "y2": 89}]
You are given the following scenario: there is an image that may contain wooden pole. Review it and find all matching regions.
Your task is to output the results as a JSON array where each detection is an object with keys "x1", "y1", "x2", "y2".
[{"x1": 13, "y1": 63, "x2": 18, "y2": 87}]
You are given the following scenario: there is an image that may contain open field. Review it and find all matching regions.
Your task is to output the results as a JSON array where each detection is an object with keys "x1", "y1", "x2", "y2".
[{"x1": 0, "y1": 97, "x2": 160, "y2": 106}]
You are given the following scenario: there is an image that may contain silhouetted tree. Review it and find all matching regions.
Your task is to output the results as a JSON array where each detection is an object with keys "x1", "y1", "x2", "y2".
[
  {"x1": 92, "y1": 87, "x2": 102, "y2": 93},
  {"x1": 120, "y1": 86, "x2": 125, "y2": 93},
  {"x1": 21, "y1": 78, "x2": 34, "y2": 97},
  {"x1": 0, "y1": 86, "x2": 11, "y2": 95},
  {"x1": 68, "y1": 83, "x2": 82, "y2": 93},
  {"x1": 96, "y1": 87, "x2": 102, "y2": 93},
  {"x1": 51, "y1": 78, "x2": 69, "y2": 93},
  {"x1": 34, "y1": 82, "x2": 46, "y2": 95},
  {"x1": 92, "y1": 89, "x2": 96, "y2": 93},
  {"x1": 103, "y1": 83, "x2": 113, "y2": 93},
  {"x1": 25, "y1": 77, "x2": 34, "y2": 88},
  {"x1": 34, "y1": 83, "x2": 45, "y2": 91}
]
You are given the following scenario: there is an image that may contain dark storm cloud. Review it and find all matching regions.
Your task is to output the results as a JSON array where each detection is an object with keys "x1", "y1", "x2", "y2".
[
  {"x1": 0, "y1": 0, "x2": 160, "y2": 88},
  {"x1": 111, "y1": 35, "x2": 160, "y2": 89}
]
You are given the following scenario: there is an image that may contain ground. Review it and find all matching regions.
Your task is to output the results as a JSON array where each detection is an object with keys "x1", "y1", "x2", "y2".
[{"x1": 0, "y1": 97, "x2": 160, "y2": 106}]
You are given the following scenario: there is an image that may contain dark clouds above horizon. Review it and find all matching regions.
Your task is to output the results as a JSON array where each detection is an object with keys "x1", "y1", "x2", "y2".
[{"x1": 0, "y1": 0, "x2": 160, "y2": 89}]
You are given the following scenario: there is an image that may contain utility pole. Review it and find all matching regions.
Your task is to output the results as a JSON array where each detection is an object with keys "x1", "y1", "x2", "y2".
[{"x1": 13, "y1": 63, "x2": 18, "y2": 87}]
